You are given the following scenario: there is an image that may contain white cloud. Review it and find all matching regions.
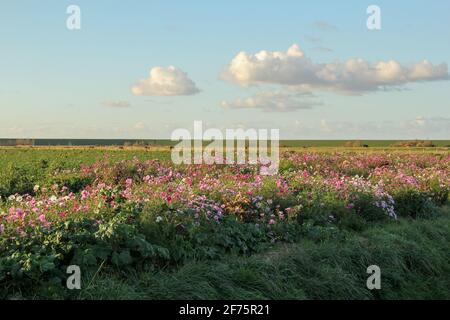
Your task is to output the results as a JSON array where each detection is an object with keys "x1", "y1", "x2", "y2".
[
  {"x1": 221, "y1": 44, "x2": 449, "y2": 94},
  {"x1": 132, "y1": 66, "x2": 200, "y2": 96},
  {"x1": 414, "y1": 116, "x2": 426, "y2": 127},
  {"x1": 221, "y1": 91, "x2": 320, "y2": 112},
  {"x1": 102, "y1": 100, "x2": 130, "y2": 108}
]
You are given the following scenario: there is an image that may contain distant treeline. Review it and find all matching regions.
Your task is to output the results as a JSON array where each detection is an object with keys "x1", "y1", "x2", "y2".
[
  {"x1": 0, "y1": 139, "x2": 449, "y2": 147},
  {"x1": 0, "y1": 139, "x2": 174, "y2": 147},
  {"x1": 0, "y1": 139, "x2": 35, "y2": 146}
]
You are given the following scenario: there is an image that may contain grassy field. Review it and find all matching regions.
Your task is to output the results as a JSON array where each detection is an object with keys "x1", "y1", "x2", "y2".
[
  {"x1": 0, "y1": 146, "x2": 449, "y2": 299},
  {"x1": 80, "y1": 207, "x2": 450, "y2": 300}
]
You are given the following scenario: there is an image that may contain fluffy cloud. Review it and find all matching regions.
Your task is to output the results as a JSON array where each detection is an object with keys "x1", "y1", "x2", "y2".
[
  {"x1": 221, "y1": 91, "x2": 320, "y2": 112},
  {"x1": 221, "y1": 44, "x2": 449, "y2": 94},
  {"x1": 132, "y1": 66, "x2": 200, "y2": 96},
  {"x1": 102, "y1": 100, "x2": 130, "y2": 108}
]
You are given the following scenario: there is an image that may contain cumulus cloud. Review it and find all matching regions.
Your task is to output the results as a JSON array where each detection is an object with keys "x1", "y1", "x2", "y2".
[
  {"x1": 221, "y1": 91, "x2": 320, "y2": 112},
  {"x1": 132, "y1": 66, "x2": 200, "y2": 96},
  {"x1": 221, "y1": 44, "x2": 449, "y2": 94},
  {"x1": 102, "y1": 100, "x2": 131, "y2": 108}
]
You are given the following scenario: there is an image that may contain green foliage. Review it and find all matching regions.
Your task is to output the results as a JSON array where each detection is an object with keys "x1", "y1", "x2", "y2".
[
  {"x1": 394, "y1": 189, "x2": 440, "y2": 219},
  {"x1": 48, "y1": 173, "x2": 94, "y2": 193},
  {"x1": 140, "y1": 214, "x2": 271, "y2": 263},
  {"x1": 0, "y1": 207, "x2": 170, "y2": 298},
  {"x1": 0, "y1": 164, "x2": 38, "y2": 197},
  {"x1": 296, "y1": 191, "x2": 382, "y2": 228},
  {"x1": 351, "y1": 192, "x2": 388, "y2": 222}
]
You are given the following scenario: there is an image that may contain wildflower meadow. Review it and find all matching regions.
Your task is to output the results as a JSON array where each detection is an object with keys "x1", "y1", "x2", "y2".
[{"x1": 0, "y1": 147, "x2": 449, "y2": 299}]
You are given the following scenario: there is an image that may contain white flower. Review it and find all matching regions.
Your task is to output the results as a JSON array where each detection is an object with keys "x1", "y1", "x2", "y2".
[{"x1": 156, "y1": 216, "x2": 163, "y2": 223}]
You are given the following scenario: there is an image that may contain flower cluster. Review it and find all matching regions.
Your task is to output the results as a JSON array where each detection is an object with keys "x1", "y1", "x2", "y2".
[{"x1": 0, "y1": 151, "x2": 448, "y2": 237}]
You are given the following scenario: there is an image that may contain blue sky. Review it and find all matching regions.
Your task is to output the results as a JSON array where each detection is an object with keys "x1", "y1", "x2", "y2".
[{"x1": 0, "y1": 0, "x2": 449, "y2": 139}]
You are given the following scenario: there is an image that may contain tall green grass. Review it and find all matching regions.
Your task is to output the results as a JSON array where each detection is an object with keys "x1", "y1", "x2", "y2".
[{"x1": 77, "y1": 209, "x2": 450, "y2": 300}]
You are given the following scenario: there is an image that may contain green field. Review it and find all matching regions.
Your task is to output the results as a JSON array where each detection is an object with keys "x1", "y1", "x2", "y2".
[{"x1": 0, "y1": 147, "x2": 449, "y2": 299}]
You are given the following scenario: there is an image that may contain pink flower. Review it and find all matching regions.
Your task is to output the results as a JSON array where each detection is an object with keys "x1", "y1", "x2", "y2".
[
  {"x1": 17, "y1": 207, "x2": 24, "y2": 215},
  {"x1": 39, "y1": 214, "x2": 49, "y2": 226},
  {"x1": 81, "y1": 190, "x2": 89, "y2": 200},
  {"x1": 269, "y1": 219, "x2": 276, "y2": 225},
  {"x1": 10, "y1": 208, "x2": 25, "y2": 220}
]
